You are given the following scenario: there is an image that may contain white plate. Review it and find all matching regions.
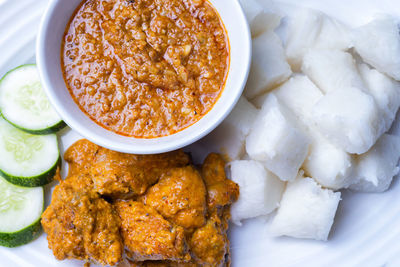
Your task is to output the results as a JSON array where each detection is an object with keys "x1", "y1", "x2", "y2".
[{"x1": 1, "y1": 0, "x2": 400, "y2": 266}]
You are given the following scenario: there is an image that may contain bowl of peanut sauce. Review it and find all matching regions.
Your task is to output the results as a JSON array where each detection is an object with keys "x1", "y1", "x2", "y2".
[{"x1": 37, "y1": 0, "x2": 251, "y2": 154}]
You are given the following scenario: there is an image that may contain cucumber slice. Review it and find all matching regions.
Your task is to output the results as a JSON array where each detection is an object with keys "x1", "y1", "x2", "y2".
[
  {"x1": 0, "y1": 117, "x2": 60, "y2": 187},
  {"x1": 0, "y1": 175, "x2": 43, "y2": 247},
  {"x1": 0, "y1": 64, "x2": 66, "y2": 134}
]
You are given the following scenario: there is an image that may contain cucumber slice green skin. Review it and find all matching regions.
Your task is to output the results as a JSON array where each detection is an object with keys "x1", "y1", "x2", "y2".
[
  {"x1": 2, "y1": 116, "x2": 67, "y2": 135},
  {"x1": 0, "y1": 64, "x2": 66, "y2": 135},
  {"x1": 0, "y1": 156, "x2": 61, "y2": 187},
  {"x1": 0, "y1": 219, "x2": 42, "y2": 248}
]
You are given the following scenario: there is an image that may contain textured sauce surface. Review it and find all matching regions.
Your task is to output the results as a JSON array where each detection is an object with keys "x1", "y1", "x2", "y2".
[{"x1": 62, "y1": 0, "x2": 229, "y2": 138}]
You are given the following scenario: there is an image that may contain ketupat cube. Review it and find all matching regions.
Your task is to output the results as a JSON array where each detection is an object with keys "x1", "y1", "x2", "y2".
[
  {"x1": 230, "y1": 160, "x2": 285, "y2": 225},
  {"x1": 244, "y1": 31, "x2": 292, "y2": 99},
  {"x1": 313, "y1": 14, "x2": 352, "y2": 50},
  {"x1": 302, "y1": 49, "x2": 365, "y2": 94},
  {"x1": 238, "y1": 0, "x2": 281, "y2": 37},
  {"x1": 274, "y1": 75, "x2": 323, "y2": 122},
  {"x1": 269, "y1": 176, "x2": 341, "y2": 241},
  {"x1": 311, "y1": 86, "x2": 382, "y2": 154},
  {"x1": 271, "y1": 76, "x2": 354, "y2": 189},
  {"x1": 350, "y1": 134, "x2": 400, "y2": 193},
  {"x1": 352, "y1": 16, "x2": 400, "y2": 81},
  {"x1": 197, "y1": 97, "x2": 258, "y2": 160},
  {"x1": 358, "y1": 63, "x2": 400, "y2": 132},
  {"x1": 225, "y1": 97, "x2": 259, "y2": 138},
  {"x1": 285, "y1": 8, "x2": 352, "y2": 71},
  {"x1": 246, "y1": 94, "x2": 310, "y2": 181},
  {"x1": 285, "y1": 8, "x2": 323, "y2": 71},
  {"x1": 303, "y1": 129, "x2": 354, "y2": 190}
]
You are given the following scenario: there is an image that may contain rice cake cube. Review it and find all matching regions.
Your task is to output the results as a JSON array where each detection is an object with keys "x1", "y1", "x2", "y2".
[
  {"x1": 274, "y1": 75, "x2": 323, "y2": 122},
  {"x1": 314, "y1": 14, "x2": 352, "y2": 50},
  {"x1": 350, "y1": 134, "x2": 400, "y2": 193},
  {"x1": 303, "y1": 129, "x2": 354, "y2": 190},
  {"x1": 239, "y1": 0, "x2": 281, "y2": 37},
  {"x1": 286, "y1": 8, "x2": 352, "y2": 71},
  {"x1": 251, "y1": 92, "x2": 269, "y2": 109},
  {"x1": 352, "y1": 16, "x2": 400, "y2": 81},
  {"x1": 225, "y1": 97, "x2": 259, "y2": 137},
  {"x1": 197, "y1": 97, "x2": 258, "y2": 160},
  {"x1": 285, "y1": 8, "x2": 323, "y2": 71},
  {"x1": 311, "y1": 86, "x2": 381, "y2": 154},
  {"x1": 302, "y1": 49, "x2": 365, "y2": 94},
  {"x1": 358, "y1": 63, "x2": 400, "y2": 132},
  {"x1": 244, "y1": 31, "x2": 292, "y2": 99},
  {"x1": 270, "y1": 176, "x2": 341, "y2": 241},
  {"x1": 273, "y1": 76, "x2": 353, "y2": 189},
  {"x1": 230, "y1": 160, "x2": 285, "y2": 225},
  {"x1": 246, "y1": 94, "x2": 310, "y2": 181}
]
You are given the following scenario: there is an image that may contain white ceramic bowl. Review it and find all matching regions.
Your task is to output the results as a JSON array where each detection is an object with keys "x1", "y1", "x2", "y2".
[{"x1": 37, "y1": 0, "x2": 251, "y2": 154}]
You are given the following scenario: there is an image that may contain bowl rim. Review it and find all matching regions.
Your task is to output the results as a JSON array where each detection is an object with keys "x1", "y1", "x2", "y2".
[{"x1": 36, "y1": 0, "x2": 252, "y2": 154}]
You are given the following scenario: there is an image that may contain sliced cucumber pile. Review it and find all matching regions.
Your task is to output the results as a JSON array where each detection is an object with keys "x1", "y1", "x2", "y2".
[
  {"x1": 0, "y1": 64, "x2": 65, "y2": 134},
  {"x1": 0, "y1": 117, "x2": 60, "y2": 187},
  {"x1": 0, "y1": 175, "x2": 43, "y2": 247}
]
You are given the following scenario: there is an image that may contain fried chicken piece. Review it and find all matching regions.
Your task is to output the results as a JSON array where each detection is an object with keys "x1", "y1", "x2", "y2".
[
  {"x1": 193, "y1": 153, "x2": 239, "y2": 267},
  {"x1": 140, "y1": 166, "x2": 207, "y2": 230},
  {"x1": 64, "y1": 139, "x2": 191, "y2": 198},
  {"x1": 115, "y1": 200, "x2": 190, "y2": 262},
  {"x1": 41, "y1": 175, "x2": 123, "y2": 266},
  {"x1": 189, "y1": 212, "x2": 230, "y2": 267},
  {"x1": 201, "y1": 153, "x2": 239, "y2": 212},
  {"x1": 89, "y1": 147, "x2": 191, "y2": 198},
  {"x1": 64, "y1": 139, "x2": 101, "y2": 176}
]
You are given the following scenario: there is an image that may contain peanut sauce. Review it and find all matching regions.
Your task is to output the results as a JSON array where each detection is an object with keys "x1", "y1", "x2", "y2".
[{"x1": 62, "y1": 0, "x2": 229, "y2": 138}]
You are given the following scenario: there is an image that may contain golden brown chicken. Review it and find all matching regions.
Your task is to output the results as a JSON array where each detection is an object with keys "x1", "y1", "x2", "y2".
[
  {"x1": 43, "y1": 139, "x2": 239, "y2": 267},
  {"x1": 140, "y1": 166, "x2": 207, "y2": 230},
  {"x1": 64, "y1": 139, "x2": 190, "y2": 198},
  {"x1": 202, "y1": 153, "x2": 240, "y2": 213},
  {"x1": 41, "y1": 174, "x2": 123, "y2": 266},
  {"x1": 189, "y1": 213, "x2": 229, "y2": 267},
  {"x1": 115, "y1": 200, "x2": 190, "y2": 262}
]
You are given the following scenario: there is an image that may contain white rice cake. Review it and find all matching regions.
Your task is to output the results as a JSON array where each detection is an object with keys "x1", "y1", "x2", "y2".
[
  {"x1": 230, "y1": 160, "x2": 285, "y2": 225},
  {"x1": 352, "y1": 16, "x2": 400, "y2": 81},
  {"x1": 285, "y1": 8, "x2": 352, "y2": 71},
  {"x1": 302, "y1": 49, "x2": 365, "y2": 94},
  {"x1": 303, "y1": 129, "x2": 354, "y2": 190},
  {"x1": 314, "y1": 14, "x2": 352, "y2": 50},
  {"x1": 312, "y1": 86, "x2": 381, "y2": 154},
  {"x1": 245, "y1": 31, "x2": 292, "y2": 99},
  {"x1": 350, "y1": 134, "x2": 400, "y2": 193},
  {"x1": 270, "y1": 176, "x2": 341, "y2": 241},
  {"x1": 274, "y1": 75, "x2": 323, "y2": 122},
  {"x1": 251, "y1": 92, "x2": 269, "y2": 109},
  {"x1": 270, "y1": 76, "x2": 354, "y2": 189},
  {"x1": 246, "y1": 94, "x2": 310, "y2": 181},
  {"x1": 285, "y1": 8, "x2": 323, "y2": 71},
  {"x1": 238, "y1": 0, "x2": 282, "y2": 37},
  {"x1": 359, "y1": 63, "x2": 400, "y2": 132},
  {"x1": 197, "y1": 97, "x2": 258, "y2": 160}
]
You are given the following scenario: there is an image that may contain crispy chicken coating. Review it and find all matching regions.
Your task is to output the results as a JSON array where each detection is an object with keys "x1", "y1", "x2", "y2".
[
  {"x1": 140, "y1": 166, "x2": 207, "y2": 230},
  {"x1": 202, "y1": 153, "x2": 239, "y2": 212},
  {"x1": 45, "y1": 140, "x2": 238, "y2": 267},
  {"x1": 64, "y1": 139, "x2": 100, "y2": 176},
  {"x1": 189, "y1": 212, "x2": 229, "y2": 267},
  {"x1": 115, "y1": 200, "x2": 190, "y2": 262},
  {"x1": 64, "y1": 139, "x2": 190, "y2": 198},
  {"x1": 41, "y1": 175, "x2": 123, "y2": 266},
  {"x1": 90, "y1": 148, "x2": 190, "y2": 197}
]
